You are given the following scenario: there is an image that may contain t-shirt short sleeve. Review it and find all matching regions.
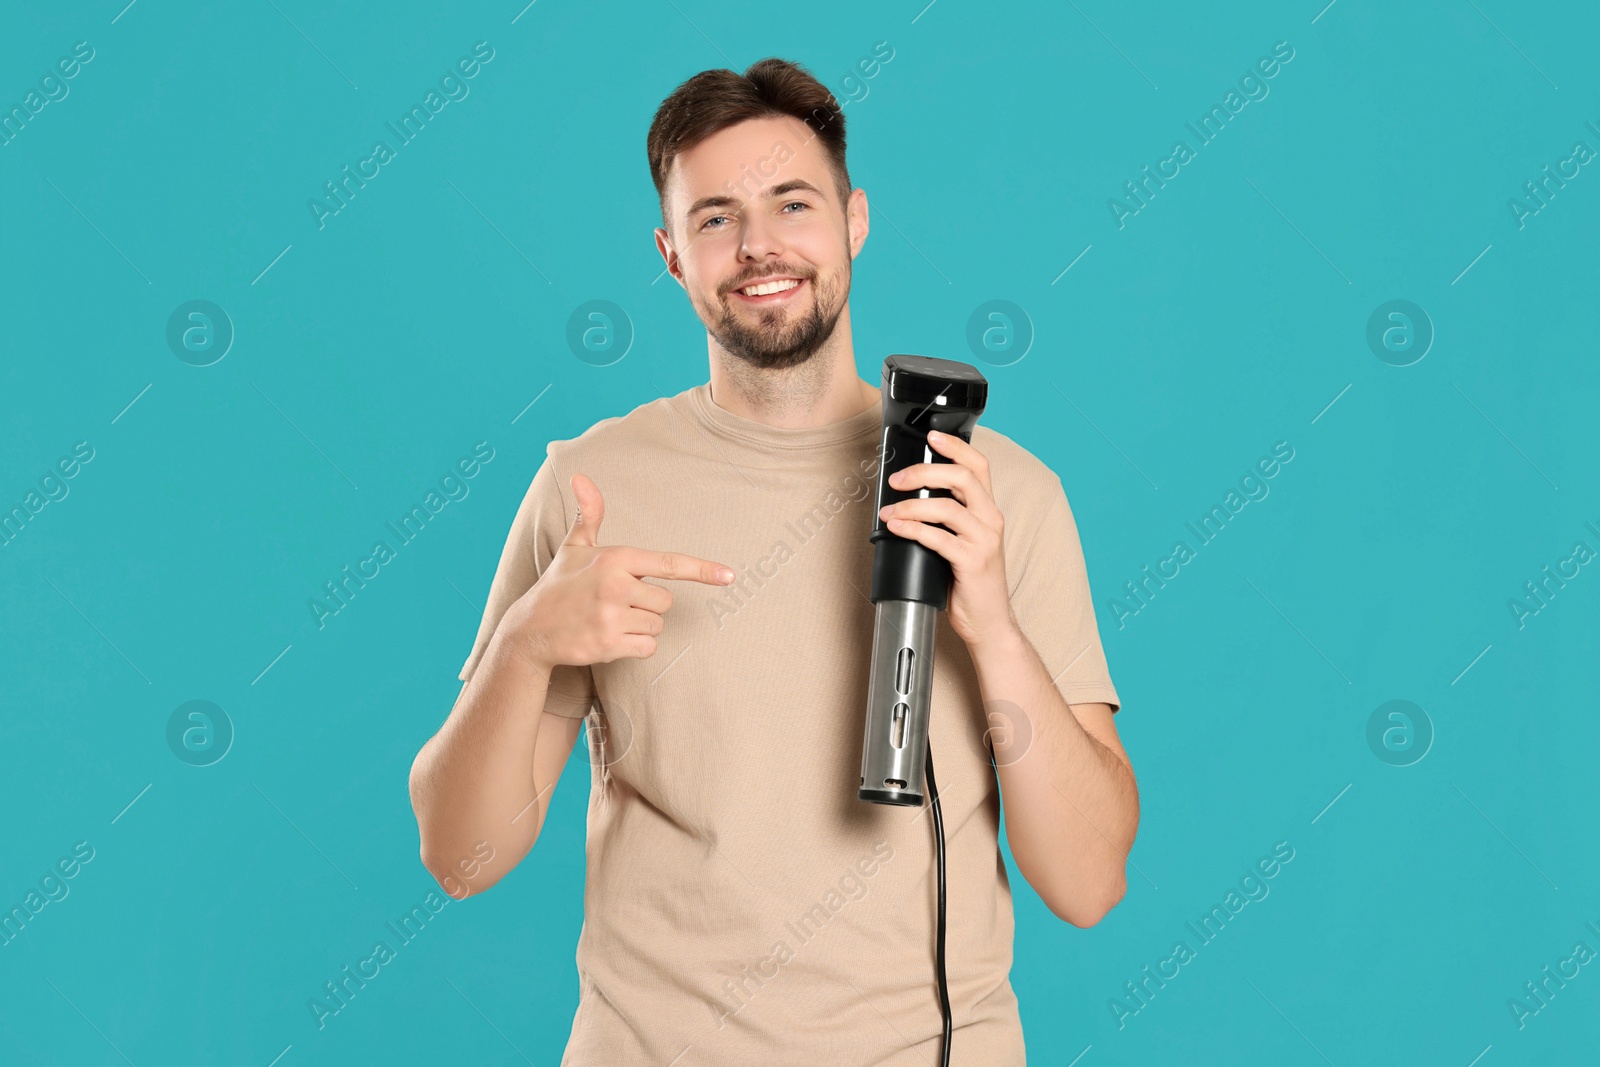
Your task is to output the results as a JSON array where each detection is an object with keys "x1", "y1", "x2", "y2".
[
  {"x1": 457, "y1": 452, "x2": 598, "y2": 720},
  {"x1": 1008, "y1": 474, "x2": 1122, "y2": 713}
]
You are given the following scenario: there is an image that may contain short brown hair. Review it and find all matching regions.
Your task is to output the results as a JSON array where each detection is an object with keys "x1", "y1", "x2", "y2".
[{"x1": 647, "y1": 57, "x2": 850, "y2": 231}]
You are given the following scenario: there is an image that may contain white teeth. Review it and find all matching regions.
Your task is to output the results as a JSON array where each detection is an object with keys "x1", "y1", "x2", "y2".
[{"x1": 740, "y1": 278, "x2": 800, "y2": 296}]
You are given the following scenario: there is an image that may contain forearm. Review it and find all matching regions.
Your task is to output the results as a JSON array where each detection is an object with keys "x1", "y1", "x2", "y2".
[
  {"x1": 409, "y1": 625, "x2": 558, "y2": 895},
  {"x1": 969, "y1": 625, "x2": 1138, "y2": 926}
]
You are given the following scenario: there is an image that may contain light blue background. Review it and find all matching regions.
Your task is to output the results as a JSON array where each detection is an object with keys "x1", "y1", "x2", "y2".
[{"x1": 3, "y1": 1, "x2": 1597, "y2": 1064}]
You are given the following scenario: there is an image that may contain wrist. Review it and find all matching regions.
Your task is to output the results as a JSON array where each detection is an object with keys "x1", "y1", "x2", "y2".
[
  {"x1": 965, "y1": 618, "x2": 1029, "y2": 686},
  {"x1": 494, "y1": 605, "x2": 557, "y2": 679},
  {"x1": 965, "y1": 613, "x2": 1026, "y2": 661}
]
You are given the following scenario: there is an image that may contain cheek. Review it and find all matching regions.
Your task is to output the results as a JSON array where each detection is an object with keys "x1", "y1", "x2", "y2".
[
  {"x1": 818, "y1": 242, "x2": 854, "y2": 286},
  {"x1": 798, "y1": 235, "x2": 837, "y2": 265},
  {"x1": 679, "y1": 248, "x2": 729, "y2": 293},
  {"x1": 691, "y1": 268, "x2": 732, "y2": 307},
  {"x1": 687, "y1": 226, "x2": 739, "y2": 258}
]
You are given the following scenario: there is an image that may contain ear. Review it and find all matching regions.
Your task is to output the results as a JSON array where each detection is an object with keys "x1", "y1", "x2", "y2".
[
  {"x1": 846, "y1": 187, "x2": 869, "y2": 260},
  {"x1": 653, "y1": 226, "x2": 686, "y2": 289}
]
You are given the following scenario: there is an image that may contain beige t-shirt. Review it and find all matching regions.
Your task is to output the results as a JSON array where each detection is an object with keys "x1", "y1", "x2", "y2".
[{"x1": 459, "y1": 381, "x2": 1120, "y2": 1066}]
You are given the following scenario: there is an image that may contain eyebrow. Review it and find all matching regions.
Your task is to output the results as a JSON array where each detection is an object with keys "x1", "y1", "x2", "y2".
[{"x1": 684, "y1": 179, "x2": 827, "y2": 225}]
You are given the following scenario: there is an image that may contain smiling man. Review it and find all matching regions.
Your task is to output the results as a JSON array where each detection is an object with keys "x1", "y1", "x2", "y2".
[{"x1": 409, "y1": 57, "x2": 1138, "y2": 1065}]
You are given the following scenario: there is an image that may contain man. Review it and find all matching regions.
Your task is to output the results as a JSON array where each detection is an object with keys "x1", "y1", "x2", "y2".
[{"x1": 409, "y1": 57, "x2": 1138, "y2": 1064}]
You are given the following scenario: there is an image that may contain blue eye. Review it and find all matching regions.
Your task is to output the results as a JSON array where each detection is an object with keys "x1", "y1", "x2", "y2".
[{"x1": 703, "y1": 202, "x2": 807, "y2": 230}]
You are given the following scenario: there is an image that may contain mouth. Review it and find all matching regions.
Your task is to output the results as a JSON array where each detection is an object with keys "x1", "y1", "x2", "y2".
[{"x1": 730, "y1": 276, "x2": 807, "y2": 304}]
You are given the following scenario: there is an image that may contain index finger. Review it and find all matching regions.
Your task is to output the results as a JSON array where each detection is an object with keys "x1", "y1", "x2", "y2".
[
  {"x1": 926, "y1": 430, "x2": 992, "y2": 494},
  {"x1": 613, "y1": 545, "x2": 735, "y2": 586}
]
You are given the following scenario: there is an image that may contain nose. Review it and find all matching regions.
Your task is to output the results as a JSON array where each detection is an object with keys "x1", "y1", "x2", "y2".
[{"x1": 738, "y1": 207, "x2": 785, "y2": 263}]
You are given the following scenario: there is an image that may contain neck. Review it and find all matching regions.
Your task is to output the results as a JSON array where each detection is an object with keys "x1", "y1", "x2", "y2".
[{"x1": 707, "y1": 304, "x2": 878, "y2": 429}]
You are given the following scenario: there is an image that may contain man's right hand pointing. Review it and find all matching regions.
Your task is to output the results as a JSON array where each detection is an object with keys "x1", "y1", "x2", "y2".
[{"x1": 505, "y1": 473, "x2": 736, "y2": 673}]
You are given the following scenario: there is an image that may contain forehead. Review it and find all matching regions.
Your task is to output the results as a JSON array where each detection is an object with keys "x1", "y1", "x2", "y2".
[{"x1": 665, "y1": 113, "x2": 835, "y2": 208}]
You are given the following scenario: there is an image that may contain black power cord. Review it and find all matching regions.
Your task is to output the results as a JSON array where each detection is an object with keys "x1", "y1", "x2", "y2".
[{"x1": 924, "y1": 744, "x2": 952, "y2": 1067}]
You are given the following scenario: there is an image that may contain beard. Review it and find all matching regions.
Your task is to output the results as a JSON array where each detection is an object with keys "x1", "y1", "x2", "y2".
[{"x1": 696, "y1": 258, "x2": 850, "y2": 372}]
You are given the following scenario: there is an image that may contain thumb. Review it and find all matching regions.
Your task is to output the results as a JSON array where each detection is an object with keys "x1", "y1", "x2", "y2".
[{"x1": 564, "y1": 472, "x2": 604, "y2": 547}]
